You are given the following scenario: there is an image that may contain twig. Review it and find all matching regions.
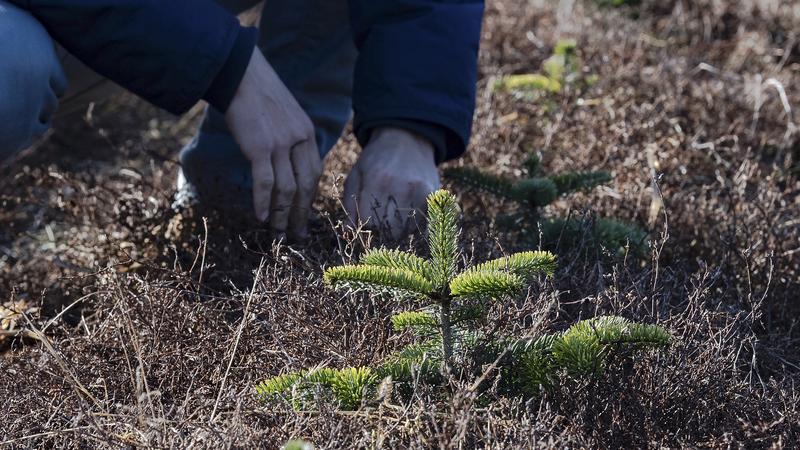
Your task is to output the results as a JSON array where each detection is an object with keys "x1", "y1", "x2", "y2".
[
  {"x1": 466, "y1": 296, "x2": 555, "y2": 395},
  {"x1": 22, "y1": 313, "x2": 105, "y2": 411},
  {"x1": 209, "y1": 257, "x2": 266, "y2": 422},
  {"x1": 0, "y1": 426, "x2": 94, "y2": 446},
  {"x1": 198, "y1": 217, "x2": 209, "y2": 287}
]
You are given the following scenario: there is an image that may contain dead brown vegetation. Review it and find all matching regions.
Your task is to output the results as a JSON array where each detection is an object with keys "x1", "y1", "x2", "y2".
[{"x1": 1, "y1": 0, "x2": 799, "y2": 448}]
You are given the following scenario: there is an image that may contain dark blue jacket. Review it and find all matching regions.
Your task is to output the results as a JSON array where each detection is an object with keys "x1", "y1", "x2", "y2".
[{"x1": 12, "y1": 0, "x2": 483, "y2": 161}]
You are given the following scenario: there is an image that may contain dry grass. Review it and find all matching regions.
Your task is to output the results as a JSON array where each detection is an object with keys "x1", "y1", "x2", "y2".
[{"x1": 1, "y1": 0, "x2": 799, "y2": 448}]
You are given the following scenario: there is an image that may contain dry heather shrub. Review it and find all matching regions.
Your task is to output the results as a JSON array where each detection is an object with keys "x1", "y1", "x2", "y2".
[
  {"x1": 1, "y1": 0, "x2": 798, "y2": 448},
  {"x1": 1, "y1": 209, "x2": 797, "y2": 448}
]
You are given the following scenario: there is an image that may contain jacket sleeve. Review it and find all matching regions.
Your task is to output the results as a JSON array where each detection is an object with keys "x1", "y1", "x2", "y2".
[
  {"x1": 348, "y1": 0, "x2": 484, "y2": 162},
  {"x1": 10, "y1": 0, "x2": 258, "y2": 114}
]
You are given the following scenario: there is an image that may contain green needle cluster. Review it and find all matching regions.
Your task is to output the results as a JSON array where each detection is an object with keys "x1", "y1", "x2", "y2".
[{"x1": 445, "y1": 154, "x2": 649, "y2": 258}]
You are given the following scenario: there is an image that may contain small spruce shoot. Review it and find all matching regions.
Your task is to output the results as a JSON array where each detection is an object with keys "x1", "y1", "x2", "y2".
[
  {"x1": 444, "y1": 153, "x2": 648, "y2": 257},
  {"x1": 510, "y1": 315, "x2": 670, "y2": 393},
  {"x1": 494, "y1": 38, "x2": 587, "y2": 96},
  {"x1": 256, "y1": 190, "x2": 668, "y2": 410},
  {"x1": 325, "y1": 189, "x2": 557, "y2": 371}
]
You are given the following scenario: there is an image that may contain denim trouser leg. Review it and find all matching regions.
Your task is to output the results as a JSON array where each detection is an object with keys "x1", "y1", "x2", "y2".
[
  {"x1": 0, "y1": 1, "x2": 68, "y2": 161},
  {"x1": 180, "y1": 0, "x2": 358, "y2": 213},
  {"x1": 0, "y1": 1, "x2": 119, "y2": 162}
]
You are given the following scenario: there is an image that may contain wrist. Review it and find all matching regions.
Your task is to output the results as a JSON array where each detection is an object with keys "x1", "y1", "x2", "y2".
[{"x1": 368, "y1": 126, "x2": 436, "y2": 159}]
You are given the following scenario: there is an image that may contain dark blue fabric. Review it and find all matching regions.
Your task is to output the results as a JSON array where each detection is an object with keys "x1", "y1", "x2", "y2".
[
  {"x1": 9, "y1": 0, "x2": 255, "y2": 114},
  {"x1": 349, "y1": 0, "x2": 484, "y2": 160},
  {"x1": 204, "y1": 27, "x2": 258, "y2": 112},
  {"x1": 0, "y1": 1, "x2": 68, "y2": 158},
  {"x1": 11, "y1": 0, "x2": 484, "y2": 160},
  {"x1": 358, "y1": 119, "x2": 450, "y2": 164}
]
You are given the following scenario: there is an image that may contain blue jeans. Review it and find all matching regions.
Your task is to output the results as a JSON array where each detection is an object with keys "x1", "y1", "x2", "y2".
[
  {"x1": 0, "y1": 1, "x2": 124, "y2": 158},
  {"x1": 0, "y1": 0, "x2": 356, "y2": 212},
  {"x1": 0, "y1": 1, "x2": 68, "y2": 158}
]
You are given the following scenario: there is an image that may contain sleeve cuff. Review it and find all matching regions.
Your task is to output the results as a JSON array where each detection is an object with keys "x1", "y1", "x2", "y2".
[
  {"x1": 203, "y1": 26, "x2": 258, "y2": 113},
  {"x1": 356, "y1": 119, "x2": 466, "y2": 165}
]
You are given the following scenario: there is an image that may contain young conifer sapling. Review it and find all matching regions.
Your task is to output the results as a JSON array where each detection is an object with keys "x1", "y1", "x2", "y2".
[
  {"x1": 256, "y1": 190, "x2": 670, "y2": 410},
  {"x1": 444, "y1": 154, "x2": 648, "y2": 258},
  {"x1": 324, "y1": 189, "x2": 557, "y2": 371}
]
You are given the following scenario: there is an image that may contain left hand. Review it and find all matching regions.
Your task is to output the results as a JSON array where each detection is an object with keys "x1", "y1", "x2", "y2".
[{"x1": 344, "y1": 127, "x2": 441, "y2": 238}]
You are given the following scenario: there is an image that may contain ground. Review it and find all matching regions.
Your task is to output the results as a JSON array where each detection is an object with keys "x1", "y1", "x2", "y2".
[{"x1": 1, "y1": 0, "x2": 799, "y2": 448}]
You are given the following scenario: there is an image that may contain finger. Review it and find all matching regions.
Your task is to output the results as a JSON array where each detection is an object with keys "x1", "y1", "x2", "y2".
[
  {"x1": 388, "y1": 182, "x2": 429, "y2": 239},
  {"x1": 410, "y1": 181, "x2": 439, "y2": 228},
  {"x1": 288, "y1": 138, "x2": 322, "y2": 240},
  {"x1": 384, "y1": 191, "x2": 407, "y2": 240},
  {"x1": 358, "y1": 183, "x2": 384, "y2": 231},
  {"x1": 343, "y1": 168, "x2": 361, "y2": 226},
  {"x1": 270, "y1": 151, "x2": 298, "y2": 233},
  {"x1": 251, "y1": 155, "x2": 274, "y2": 222}
]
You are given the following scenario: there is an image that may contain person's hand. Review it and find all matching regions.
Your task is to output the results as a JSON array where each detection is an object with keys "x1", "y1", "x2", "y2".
[
  {"x1": 225, "y1": 48, "x2": 322, "y2": 240},
  {"x1": 344, "y1": 127, "x2": 441, "y2": 238}
]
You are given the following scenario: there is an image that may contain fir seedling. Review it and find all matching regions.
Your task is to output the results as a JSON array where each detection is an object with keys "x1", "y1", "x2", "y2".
[
  {"x1": 256, "y1": 191, "x2": 667, "y2": 410},
  {"x1": 494, "y1": 38, "x2": 590, "y2": 96},
  {"x1": 510, "y1": 315, "x2": 670, "y2": 393},
  {"x1": 325, "y1": 190, "x2": 557, "y2": 370},
  {"x1": 444, "y1": 154, "x2": 648, "y2": 258},
  {"x1": 494, "y1": 73, "x2": 561, "y2": 94},
  {"x1": 540, "y1": 217, "x2": 648, "y2": 258},
  {"x1": 257, "y1": 190, "x2": 555, "y2": 409},
  {"x1": 256, "y1": 366, "x2": 378, "y2": 410}
]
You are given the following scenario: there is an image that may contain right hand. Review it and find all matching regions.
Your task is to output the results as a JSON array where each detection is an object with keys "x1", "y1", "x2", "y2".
[{"x1": 224, "y1": 48, "x2": 322, "y2": 240}]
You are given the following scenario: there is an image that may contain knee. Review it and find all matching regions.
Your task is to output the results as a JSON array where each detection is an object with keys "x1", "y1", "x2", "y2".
[{"x1": 0, "y1": 1, "x2": 66, "y2": 159}]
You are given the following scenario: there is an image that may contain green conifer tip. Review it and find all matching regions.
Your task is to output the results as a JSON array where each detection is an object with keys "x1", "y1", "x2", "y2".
[
  {"x1": 551, "y1": 171, "x2": 612, "y2": 195},
  {"x1": 361, "y1": 248, "x2": 433, "y2": 281},
  {"x1": 378, "y1": 340, "x2": 442, "y2": 382},
  {"x1": 449, "y1": 270, "x2": 525, "y2": 299},
  {"x1": 256, "y1": 366, "x2": 377, "y2": 411},
  {"x1": 391, "y1": 310, "x2": 438, "y2": 333},
  {"x1": 512, "y1": 178, "x2": 558, "y2": 207},
  {"x1": 324, "y1": 265, "x2": 434, "y2": 296},
  {"x1": 467, "y1": 250, "x2": 557, "y2": 280},
  {"x1": 427, "y1": 190, "x2": 460, "y2": 290}
]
